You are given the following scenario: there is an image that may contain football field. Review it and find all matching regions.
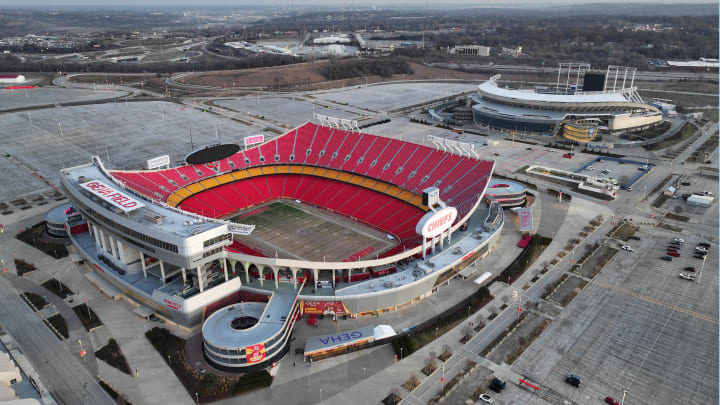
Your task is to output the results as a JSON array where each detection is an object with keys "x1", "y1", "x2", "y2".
[{"x1": 229, "y1": 200, "x2": 397, "y2": 262}]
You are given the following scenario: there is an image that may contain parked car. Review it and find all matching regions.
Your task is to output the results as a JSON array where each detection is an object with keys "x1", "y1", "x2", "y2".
[
  {"x1": 149, "y1": 314, "x2": 165, "y2": 323},
  {"x1": 493, "y1": 152, "x2": 500, "y2": 156},
  {"x1": 605, "y1": 397, "x2": 620, "y2": 405},
  {"x1": 478, "y1": 393, "x2": 494, "y2": 403},
  {"x1": 695, "y1": 246, "x2": 708, "y2": 253},
  {"x1": 683, "y1": 266, "x2": 696, "y2": 272},
  {"x1": 673, "y1": 238, "x2": 685, "y2": 243},
  {"x1": 667, "y1": 247, "x2": 679, "y2": 252},
  {"x1": 629, "y1": 236, "x2": 641, "y2": 241},
  {"x1": 668, "y1": 251, "x2": 680, "y2": 257},
  {"x1": 679, "y1": 273, "x2": 696, "y2": 281},
  {"x1": 621, "y1": 245, "x2": 634, "y2": 251},
  {"x1": 698, "y1": 242, "x2": 711, "y2": 248},
  {"x1": 626, "y1": 187, "x2": 633, "y2": 191},
  {"x1": 694, "y1": 253, "x2": 707, "y2": 259},
  {"x1": 565, "y1": 374, "x2": 581, "y2": 387},
  {"x1": 661, "y1": 256, "x2": 673, "y2": 261},
  {"x1": 489, "y1": 378, "x2": 506, "y2": 393},
  {"x1": 563, "y1": 153, "x2": 573, "y2": 158}
]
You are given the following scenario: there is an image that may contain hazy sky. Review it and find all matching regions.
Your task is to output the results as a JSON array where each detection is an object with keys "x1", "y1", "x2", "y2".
[{"x1": 0, "y1": 0, "x2": 716, "y2": 6}]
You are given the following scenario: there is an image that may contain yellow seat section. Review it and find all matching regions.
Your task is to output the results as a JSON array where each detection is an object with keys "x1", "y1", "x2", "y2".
[
  {"x1": 275, "y1": 165, "x2": 290, "y2": 174},
  {"x1": 289, "y1": 166, "x2": 304, "y2": 174},
  {"x1": 408, "y1": 195, "x2": 423, "y2": 207},
  {"x1": 384, "y1": 185, "x2": 404, "y2": 197},
  {"x1": 200, "y1": 178, "x2": 219, "y2": 189},
  {"x1": 373, "y1": 182, "x2": 390, "y2": 193},
  {"x1": 186, "y1": 183, "x2": 205, "y2": 194},
  {"x1": 215, "y1": 173, "x2": 235, "y2": 185},
  {"x1": 361, "y1": 178, "x2": 378, "y2": 189},
  {"x1": 260, "y1": 166, "x2": 275, "y2": 175},
  {"x1": 246, "y1": 167, "x2": 263, "y2": 177},
  {"x1": 336, "y1": 172, "x2": 353, "y2": 182},
  {"x1": 166, "y1": 193, "x2": 183, "y2": 207},
  {"x1": 348, "y1": 175, "x2": 365, "y2": 185},
  {"x1": 397, "y1": 190, "x2": 415, "y2": 202},
  {"x1": 231, "y1": 170, "x2": 250, "y2": 181}
]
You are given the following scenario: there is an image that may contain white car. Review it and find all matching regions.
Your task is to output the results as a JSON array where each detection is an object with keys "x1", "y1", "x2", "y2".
[
  {"x1": 621, "y1": 245, "x2": 634, "y2": 251},
  {"x1": 586, "y1": 166, "x2": 595, "y2": 171},
  {"x1": 679, "y1": 273, "x2": 696, "y2": 281},
  {"x1": 695, "y1": 246, "x2": 708, "y2": 253},
  {"x1": 479, "y1": 393, "x2": 494, "y2": 403},
  {"x1": 673, "y1": 238, "x2": 684, "y2": 243}
]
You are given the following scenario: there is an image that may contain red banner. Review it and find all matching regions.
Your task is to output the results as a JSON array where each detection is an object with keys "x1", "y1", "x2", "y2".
[
  {"x1": 302, "y1": 301, "x2": 347, "y2": 315},
  {"x1": 245, "y1": 344, "x2": 266, "y2": 364}
]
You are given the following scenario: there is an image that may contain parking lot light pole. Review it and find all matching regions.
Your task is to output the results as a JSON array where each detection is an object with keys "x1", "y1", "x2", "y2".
[
  {"x1": 400, "y1": 347, "x2": 403, "y2": 360},
  {"x1": 621, "y1": 389, "x2": 628, "y2": 405}
]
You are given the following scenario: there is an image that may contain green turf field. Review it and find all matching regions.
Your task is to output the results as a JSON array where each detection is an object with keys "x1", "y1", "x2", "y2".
[{"x1": 229, "y1": 200, "x2": 396, "y2": 262}]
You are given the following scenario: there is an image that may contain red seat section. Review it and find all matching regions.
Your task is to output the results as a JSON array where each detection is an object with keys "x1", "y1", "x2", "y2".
[
  {"x1": 109, "y1": 122, "x2": 494, "y2": 230},
  {"x1": 178, "y1": 174, "x2": 426, "y2": 242}
]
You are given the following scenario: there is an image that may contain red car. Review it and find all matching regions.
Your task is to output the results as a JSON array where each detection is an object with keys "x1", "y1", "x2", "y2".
[
  {"x1": 667, "y1": 251, "x2": 680, "y2": 257},
  {"x1": 605, "y1": 397, "x2": 619, "y2": 405},
  {"x1": 563, "y1": 153, "x2": 573, "y2": 158}
]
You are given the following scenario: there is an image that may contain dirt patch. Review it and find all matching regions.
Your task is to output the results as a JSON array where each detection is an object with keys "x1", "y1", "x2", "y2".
[
  {"x1": 644, "y1": 122, "x2": 698, "y2": 151},
  {"x1": 96, "y1": 338, "x2": 132, "y2": 376},
  {"x1": 486, "y1": 312, "x2": 551, "y2": 365},
  {"x1": 72, "y1": 303, "x2": 103, "y2": 331},
  {"x1": 14, "y1": 259, "x2": 37, "y2": 276},
  {"x1": 402, "y1": 375, "x2": 420, "y2": 392},
  {"x1": 548, "y1": 275, "x2": 589, "y2": 307},
  {"x1": 46, "y1": 314, "x2": 68, "y2": 339},
  {"x1": 610, "y1": 223, "x2": 640, "y2": 241},
  {"x1": 180, "y1": 61, "x2": 484, "y2": 92},
  {"x1": 21, "y1": 292, "x2": 48, "y2": 311},
  {"x1": 572, "y1": 246, "x2": 618, "y2": 279}
]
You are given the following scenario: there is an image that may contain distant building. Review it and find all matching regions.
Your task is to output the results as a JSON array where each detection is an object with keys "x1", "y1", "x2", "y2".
[
  {"x1": 448, "y1": 45, "x2": 490, "y2": 56},
  {"x1": 0, "y1": 74, "x2": 25, "y2": 84},
  {"x1": 501, "y1": 46, "x2": 522, "y2": 57},
  {"x1": 666, "y1": 58, "x2": 719, "y2": 70},
  {"x1": 687, "y1": 194, "x2": 713, "y2": 208}
]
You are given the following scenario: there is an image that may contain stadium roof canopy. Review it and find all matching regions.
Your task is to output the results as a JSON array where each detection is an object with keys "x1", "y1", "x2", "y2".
[{"x1": 478, "y1": 80, "x2": 629, "y2": 104}]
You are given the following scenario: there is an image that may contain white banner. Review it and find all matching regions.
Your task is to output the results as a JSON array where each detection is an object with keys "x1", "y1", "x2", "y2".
[
  {"x1": 244, "y1": 134, "x2": 265, "y2": 147},
  {"x1": 146, "y1": 155, "x2": 170, "y2": 170},
  {"x1": 81, "y1": 180, "x2": 145, "y2": 213}
]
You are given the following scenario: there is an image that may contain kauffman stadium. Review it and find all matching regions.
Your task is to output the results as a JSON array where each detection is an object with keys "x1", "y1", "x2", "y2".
[
  {"x1": 470, "y1": 74, "x2": 662, "y2": 140},
  {"x1": 60, "y1": 122, "x2": 503, "y2": 371}
]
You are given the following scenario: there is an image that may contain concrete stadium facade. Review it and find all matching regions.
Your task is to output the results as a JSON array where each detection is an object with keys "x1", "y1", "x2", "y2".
[{"x1": 59, "y1": 123, "x2": 503, "y2": 371}]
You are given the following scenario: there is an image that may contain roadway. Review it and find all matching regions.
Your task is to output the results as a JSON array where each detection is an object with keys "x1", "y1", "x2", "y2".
[{"x1": 0, "y1": 273, "x2": 112, "y2": 405}]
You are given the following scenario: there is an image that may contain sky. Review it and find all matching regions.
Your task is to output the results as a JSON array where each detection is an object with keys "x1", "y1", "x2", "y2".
[{"x1": 0, "y1": 0, "x2": 716, "y2": 7}]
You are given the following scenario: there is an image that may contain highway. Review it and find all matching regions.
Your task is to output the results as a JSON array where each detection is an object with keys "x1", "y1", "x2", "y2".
[{"x1": 0, "y1": 274, "x2": 112, "y2": 405}]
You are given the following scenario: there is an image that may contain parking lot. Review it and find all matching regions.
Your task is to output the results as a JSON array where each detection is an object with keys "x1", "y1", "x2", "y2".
[
  {"x1": 214, "y1": 96, "x2": 368, "y2": 128},
  {"x1": 0, "y1": 100, "x2": 259, "y2": 200},
  {"x1": 0, "y1": 87, "x2": 127, "y2": 112},
  {"x1": 576, "y1": 158, "x2": 650, "y2": 188},
  {"x1": 512, "y1": 224, "x2": 718, "y2": 405},
  {"x1": 313, "y1": 82, "x2": 477, "y2": 112}
]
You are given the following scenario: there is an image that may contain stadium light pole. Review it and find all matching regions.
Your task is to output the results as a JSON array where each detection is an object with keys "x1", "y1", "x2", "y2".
[{"x1": 621, "y1": 389, "x2": 628, "y2": 405}]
